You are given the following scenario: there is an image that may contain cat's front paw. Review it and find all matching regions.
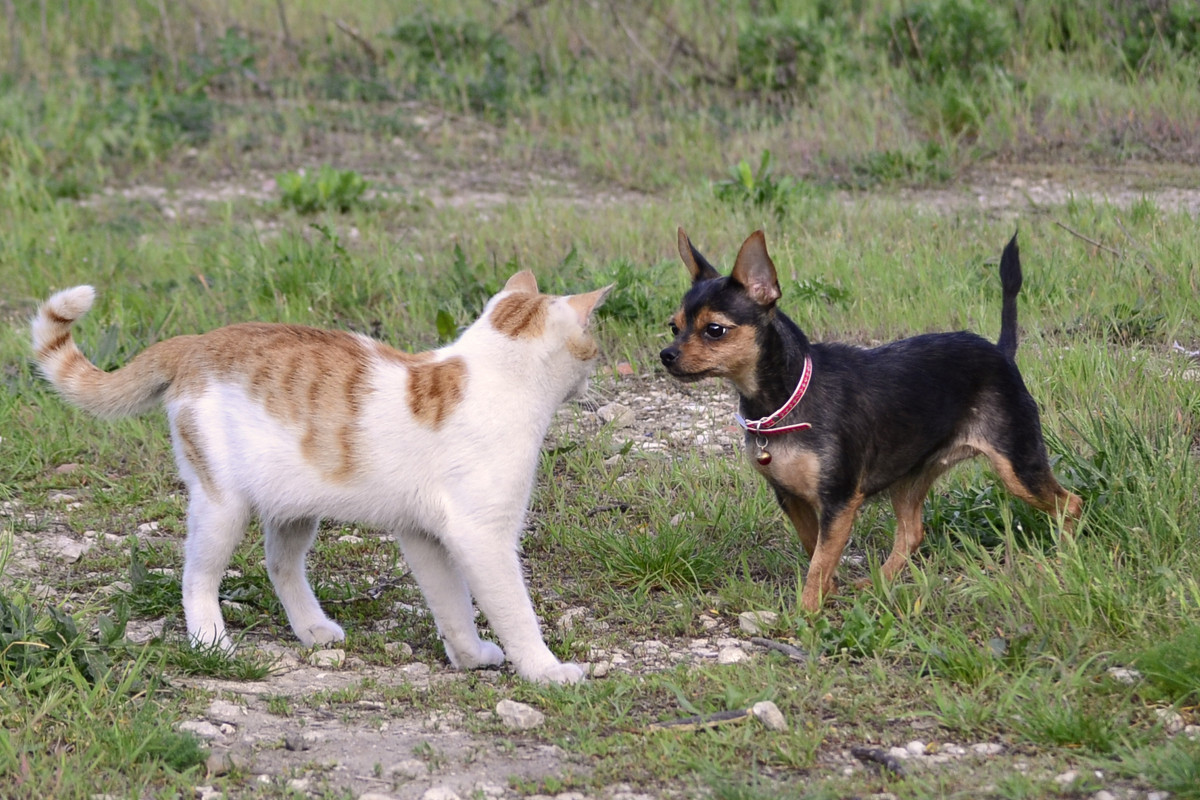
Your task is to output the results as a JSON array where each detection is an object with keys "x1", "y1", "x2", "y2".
[
  {"x1": 189, "y1": 625, "x2": 235, "y2": 654},
  {"x1": 525, "y1": 661, "x2": 586, "y2": 685},
  {"x1": 448, "y1": 639, "x2": 506, "y2": 670},
  {"x1": 297, "y1": 619, "x2": 346, "y2": 647}
]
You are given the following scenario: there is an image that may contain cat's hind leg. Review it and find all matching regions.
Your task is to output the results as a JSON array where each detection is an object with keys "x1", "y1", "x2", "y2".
[
  {"x1": 263, "y1": 517, "x2": 345, "y2": 646},
  {"x1": 182, "y1": 492, "x2": 251, "y2": 652},
  {"x1": 395, "y1": 528, "x2": 505, "y2": 670}
]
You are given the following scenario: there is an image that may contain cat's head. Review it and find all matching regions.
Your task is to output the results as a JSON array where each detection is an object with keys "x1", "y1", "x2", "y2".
[{"x1": 474, "y1": 270, "x2": 612, "y2": 401}]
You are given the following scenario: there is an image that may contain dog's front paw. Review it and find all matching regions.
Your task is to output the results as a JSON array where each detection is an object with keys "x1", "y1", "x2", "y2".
[{"x1": 800, "y1": 577, "x2": 839, "y2": 612}]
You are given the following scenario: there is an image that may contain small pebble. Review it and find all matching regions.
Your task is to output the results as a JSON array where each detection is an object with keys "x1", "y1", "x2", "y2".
[
  {"x1": 717, "y1": 647, "x2": 749, "y2": 665},
  {"x1": 751, "y1": 701, "x2": 787, "y2": 732},
  {"x1": 496, "y1": 699, "x2": 545, "y2": 730},
  {"x1": 737, "y1": 610, "x2": 778, "y2": 635},
  {"x1": 307, "y1": 648, "x2": 346, "y2": 668}
]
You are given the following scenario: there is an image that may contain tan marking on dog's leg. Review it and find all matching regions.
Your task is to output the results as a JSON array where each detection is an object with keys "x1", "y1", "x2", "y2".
[
  {"x1": 801, "y1": 493, "x2": 864, "y2": 612},
  {"x1": 780, "y1": 495, "x2": 819, "y2": 558},
  {"x1": 978, "y1": 444, "x2": 1083, "y2": 534},
  {"x1": 870, "y1": 467, "x2": 947, "y2": 586}
]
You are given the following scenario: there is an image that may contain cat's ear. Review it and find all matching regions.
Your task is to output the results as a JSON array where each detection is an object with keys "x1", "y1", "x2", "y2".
[
  {"x1": 565, "y1": 284, "x2": 613, "y2": 328},
  {"x1": 503, "y1": 270, "x2": 539, "y2": 294}
]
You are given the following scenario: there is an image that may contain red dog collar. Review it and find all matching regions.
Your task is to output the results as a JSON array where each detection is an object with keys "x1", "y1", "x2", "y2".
[{"x1": 734, "y1": 355, "x2": 813, "y2": 436}]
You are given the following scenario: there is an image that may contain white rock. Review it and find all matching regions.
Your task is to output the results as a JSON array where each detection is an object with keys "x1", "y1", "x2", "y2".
[
  {"x1": 906, "y1": 740, "x2": 926, "y2": 756},
  {"x1": 207, "y1": 699, "x2": 245, "y2": 723},
  {"x1": 496, "y1": 699, "x2": 545, "y2": 730},
  {"x1": 1148, "y1": 793, "x2": 1171, "y2": 800},
  {"x1": 557, "y1": 606, "x2": 588, "y2": 631},
  {"x1": 1053, "y1": 770, "x2": 1079, "y2": 787},
  {"x1": 717, "y1": 646, "x2": 749, "y2": 664},
  {"x1": 308, "y1": 648, "x2": 346, "y2": 668},
  {"x1": 196, "y1": 788, "x2": 224, "y2": 800},
  {"x1": 971, "y1": 742, "x2": 1004, "y2": 755},
  {"x1": 1106, "y1": 666, "x2": 1142, "y2": 685},
  {"x1": 590, "y1": 660, "x2": 611, "y2": 678},
  {"x1": 421, "y1": 788, "x2": 462, "y2": 800},
  {"x1": 888, "y1": 746, "x2": 910, "y2": 760},
  {"x1": 338, "y1": 534, "x2": 363, "y2": 544},
  {"x1": 475, "y1": 782, "x2": 506, "y2": 798},
  {"x1": 634, "y1": 640, "x2": 667, "y2": 657},
  {"x1": 1157, "y1": 707, "x2": 1186, "y2": 734},
  {"x1": 597, "y1": 403, "x2": 635, "y2": 428},
  {"x1": 389, "y1": 759, "x2": 426, "y2": 779},
  {"x1": 178, "y1": 719, "x2": 223, "y2": 739},
  {"x1": 1092, "y1": 791, "x2": 1117, "y2": 800},
  {"x1": 136, "y1": 521, "x2": 159, "y2": 533},
  {"x1": 44, "y1": 534, "x2": 93, "y2": 562},
  {"x1": 384, "y1": 641, "x2": 413, "y2": 658},
  {"x1": 738, "y1": 610, "x2": 778, "y2": 635},
  {"x1": 125, "y1": 617, "x2": 165, "y2": 644},
  {"x1": 751, "y1": 701, "x2": 787, "y2": 731},
  {"x1": 287, "y1": 778, "x2": 311, "y2": 792},
  {"x1": 1184, "y1": 724, "x2": 1200, "y2": 740}
]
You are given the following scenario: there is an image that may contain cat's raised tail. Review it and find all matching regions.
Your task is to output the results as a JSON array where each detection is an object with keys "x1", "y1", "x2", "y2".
[{"x1": 32, "y1": 285, "x2": 183, "y2": 420}]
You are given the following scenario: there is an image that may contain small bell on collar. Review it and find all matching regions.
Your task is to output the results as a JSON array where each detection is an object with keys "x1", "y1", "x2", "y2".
[{"x1": 755, "y1": 436, "x2": 772, "y2": 465}]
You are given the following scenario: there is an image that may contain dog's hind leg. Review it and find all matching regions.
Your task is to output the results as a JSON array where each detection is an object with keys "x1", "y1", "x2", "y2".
[
  {"x1": 800, "y1": 493, "x2": 864, "y2": 612},
  {"x1": 977, "y1": 440, "x2": 1083, "y2": 533},
  {"x1": 864, "y1": 467, "x2": 948, "y2": 588}
]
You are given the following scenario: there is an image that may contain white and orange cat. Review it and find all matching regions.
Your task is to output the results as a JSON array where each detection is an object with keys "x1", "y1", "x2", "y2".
[{"x1": 33, "y1": 271, "x2": 609, "y2": 684}]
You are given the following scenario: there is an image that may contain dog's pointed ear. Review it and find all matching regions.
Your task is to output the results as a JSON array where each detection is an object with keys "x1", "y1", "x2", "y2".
[
  {"x1": 678, "y1": 227, "x2": 722, "y2": 283},
  {"x1": 730, "y1": 230, "x2": 781, "y2": 307}
]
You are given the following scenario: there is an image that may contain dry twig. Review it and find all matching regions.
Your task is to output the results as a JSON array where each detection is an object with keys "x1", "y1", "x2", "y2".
[
  {"x1": 851, "y1": 745, "x2": 908, "y2": 777},
  {"x1": 335, "y1": 18, "x2": 380, "y2": 65},
  {"x1": 1054, "y1": 220, "x2": 1122, "y2": 257},
  {"x1": 750, "y1": 637, "x2": 808, "y2": 662}
]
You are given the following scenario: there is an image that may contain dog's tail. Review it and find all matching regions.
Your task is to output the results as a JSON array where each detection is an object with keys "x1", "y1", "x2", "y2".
[
  {"x1": 995, "y1": 232, "x2": 1022, "y2": 361},
  {"x1": 32, "y1": 286, "x2": 180, "y2": 419}
]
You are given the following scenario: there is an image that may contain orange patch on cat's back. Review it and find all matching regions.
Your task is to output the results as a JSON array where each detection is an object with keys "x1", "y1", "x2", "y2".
[
  {"x1": 490, "y1": 294, "x2": 548, "y2": 339},
  {"x1": 171, "y1": 323, "x2": 371, "y2": 482},
  {"x1": 407, "y1": 357, "x2": 467, "y2": 429}
]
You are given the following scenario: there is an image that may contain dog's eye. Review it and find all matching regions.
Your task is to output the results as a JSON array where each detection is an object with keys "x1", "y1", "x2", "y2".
[
  {"x1": 668, "y1": 321, "x2": 680, "y2": 336},
  {"x1": 704, "y1": 323, "x2": 728, "y2": 340}
]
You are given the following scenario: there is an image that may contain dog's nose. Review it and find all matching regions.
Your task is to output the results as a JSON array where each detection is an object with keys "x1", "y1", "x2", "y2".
[{"x1": 660, "y1": 346, "x2": 678, "y2": 366}]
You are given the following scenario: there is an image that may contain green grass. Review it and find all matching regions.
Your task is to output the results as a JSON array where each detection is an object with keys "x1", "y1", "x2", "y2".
[{"x1": 2, "y1": 0, "x2": 1200, "y2": 797}]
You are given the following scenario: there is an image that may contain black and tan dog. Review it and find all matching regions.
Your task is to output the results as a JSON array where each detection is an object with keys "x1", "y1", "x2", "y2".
[{"x1": 660, "y1": 228, "x2": 1083, "y2": 611}]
